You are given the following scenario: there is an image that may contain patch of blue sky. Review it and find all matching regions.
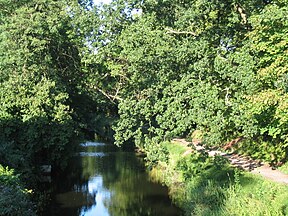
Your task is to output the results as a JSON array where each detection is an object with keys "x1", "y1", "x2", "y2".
[
  {"x1": 93, "y1": 0, "x2": 142, "y2": 16},
  {"x1": 93, "y1": 0, "x2": 112, "y2": 5}
]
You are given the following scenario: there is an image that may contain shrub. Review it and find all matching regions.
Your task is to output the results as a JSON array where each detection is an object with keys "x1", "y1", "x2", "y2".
[{"x1": 0, "y1": 165, "x2": 35, "y2": 216}]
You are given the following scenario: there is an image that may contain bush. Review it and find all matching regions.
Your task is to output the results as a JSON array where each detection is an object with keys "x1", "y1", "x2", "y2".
[
  {"x1": 0, "y1": 165, "x2": 35, "y2": 216},
  {"x1": 144, "y1": 141, "x2": 169, "y2": 168},
  {"x1": 0, "y1": 76, "x2": 77, "y2": 169}
]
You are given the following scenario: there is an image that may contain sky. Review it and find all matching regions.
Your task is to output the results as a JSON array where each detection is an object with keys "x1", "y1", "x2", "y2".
[
  {"x1": 93, "y1": 0, "x2": 112, "y2": 5},
  {"x1": 92, "y1": 0, "x2": 142, "y2": 16}
]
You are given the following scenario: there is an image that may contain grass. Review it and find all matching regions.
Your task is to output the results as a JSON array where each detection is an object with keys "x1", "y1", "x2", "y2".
[
  {"x1": 278, "y1": 162, "x2": 288, "y2": 175},
  {"x1": 221, "y1": 173, "x2": 288, "y2": 216},
  {"x1": 148, "y1": 141, "x2": 288, "y2": 216},
  {"x1": 165, "y1": 141, "x2": 188, "y2": 155}
]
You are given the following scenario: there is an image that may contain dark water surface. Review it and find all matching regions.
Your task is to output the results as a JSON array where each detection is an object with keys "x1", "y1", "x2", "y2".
[{"x1": 43, "y1": 141, "x2": 181, "y2": 216}]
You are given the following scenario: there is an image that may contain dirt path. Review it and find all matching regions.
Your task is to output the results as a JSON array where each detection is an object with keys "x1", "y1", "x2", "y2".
[{"x1": 172, "y1": 138, "x2": 288, "y2": 184}]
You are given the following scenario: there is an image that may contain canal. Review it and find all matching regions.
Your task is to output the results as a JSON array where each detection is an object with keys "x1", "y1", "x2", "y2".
[{"x1": 43, "y1": 141, "x2": 181, "y2": 216}]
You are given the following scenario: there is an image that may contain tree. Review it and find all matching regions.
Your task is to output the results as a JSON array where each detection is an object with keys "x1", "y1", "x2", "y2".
[
  {"x1": 0, "y1": 0, "x2": 82, "y2": 168},
  {"x1": 232, "y1": 1, "x2": 288, "y2": 162},
  {"x1": 92, "y1": 0, "x2": 288, "y2": 164}
]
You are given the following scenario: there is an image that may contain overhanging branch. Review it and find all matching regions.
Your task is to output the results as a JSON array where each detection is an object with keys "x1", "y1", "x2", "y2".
[
  {"x1": 92, "y1": 85, "x2": 123, "y2": 103},
  {"x1": 236, "y1": 4, "x2": 247, "y2": 24}
]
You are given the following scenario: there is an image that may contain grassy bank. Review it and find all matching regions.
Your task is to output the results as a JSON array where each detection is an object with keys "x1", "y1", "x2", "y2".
[
  {"x1": 279, "y1": 163, "x2": 288, "y2": 175},
  {"x1": 148, "y1": 141, "x2": 288, "y2": 216},
  {"x1": 0, "y1": 165, "x2": 35, "y2": 216}
]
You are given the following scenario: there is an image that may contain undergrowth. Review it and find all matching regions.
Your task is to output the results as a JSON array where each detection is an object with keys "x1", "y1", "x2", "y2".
[
  {"x1": 0, "y1": 164, "x2": 35, "y2": 216},
  {"x1": 148, "y1": 141, "x2": 288, "y2": 216}
]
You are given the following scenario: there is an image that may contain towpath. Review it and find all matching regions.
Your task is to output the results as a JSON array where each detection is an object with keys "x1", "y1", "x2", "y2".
[{"x1": 172, "y1": 138, "x2": 288, "y2": 184}]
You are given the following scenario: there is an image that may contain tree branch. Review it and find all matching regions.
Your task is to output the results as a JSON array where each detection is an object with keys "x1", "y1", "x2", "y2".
[
  {"x1": 92, "y1": 85, "x2": 123, "y2": 103},
  {"x1": 236, "y1": 4, "x2": 247, "y2": 24}
]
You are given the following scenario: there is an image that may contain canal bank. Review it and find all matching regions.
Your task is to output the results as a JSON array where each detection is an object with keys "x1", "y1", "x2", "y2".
[{"x1": 146, "y1": 141, "x2": 288, "y2": 216}]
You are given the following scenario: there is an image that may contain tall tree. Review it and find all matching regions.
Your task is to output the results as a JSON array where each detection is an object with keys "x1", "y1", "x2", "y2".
[
  {"x1": 0, "y1": 0, "x2": 82, "y2": 168},
  {"x1": 91, "y1": 0, "x2": 288, "y2": 163},
  {"x1": 232, "y1": 1, "x2": 288, "y2": 162}
]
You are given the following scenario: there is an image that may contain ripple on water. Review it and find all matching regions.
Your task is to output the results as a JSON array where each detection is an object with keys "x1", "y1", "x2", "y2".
[{"x1": 80, "y1": 141, "x2": 106, "y2": 147}]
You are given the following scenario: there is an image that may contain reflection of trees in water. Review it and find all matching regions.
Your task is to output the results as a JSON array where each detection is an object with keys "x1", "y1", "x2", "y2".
[
  {"x1": 79, "y1": 147, "x2": 163, "y2": 215},
  {"x1": 44, "y1": 143, "x2": 179, "y2": 216},
  {"x1": 76, "y1": 189, "x2": 98, "y2": 213},
  {"x1": 50, "y1": 155, "x2": 83, "y2": 193},
  {"x1": 99, "y1": 152, "x2": 179, "y2": 216},
  {"x1": 44, "y1": 191, "x2": 95, "y2": 216},
  {"x1": 81, "y1": 152, "x2": 119, "y2": 185},
  {"x1": 56, "y1": 190, "x2": 96, "y2": 208}
]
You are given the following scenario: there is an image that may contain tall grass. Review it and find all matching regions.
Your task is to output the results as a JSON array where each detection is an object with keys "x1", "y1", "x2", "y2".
[
  {"x1": 278, "y1": 162, "x2": 288, "y2": 175},
  {"x1": 148, "y1": 141, "x2": 288, "y2": 216}
]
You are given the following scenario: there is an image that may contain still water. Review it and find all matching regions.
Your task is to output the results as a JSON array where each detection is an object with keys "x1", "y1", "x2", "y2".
[{"x1": 44, "y1": 141, "x2": 181, "y2": 216}]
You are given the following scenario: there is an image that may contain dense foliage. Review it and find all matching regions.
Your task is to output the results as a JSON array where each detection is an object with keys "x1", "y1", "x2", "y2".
[
  {"x1": 0, "y1": 0, "x2": 118, "y2": 169},
  {"x1": 0, "y1": 165, "x2": 35, "y2": 216},
  {"x1": 82, "y1": 0, "x2": 288, "y2": 164},
  {"x1": 0, "y1": 0, "x2": 79, "y2": 169},
  {"x1": 0, "y1": 0, "x2": 288, "y2": 213}
]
